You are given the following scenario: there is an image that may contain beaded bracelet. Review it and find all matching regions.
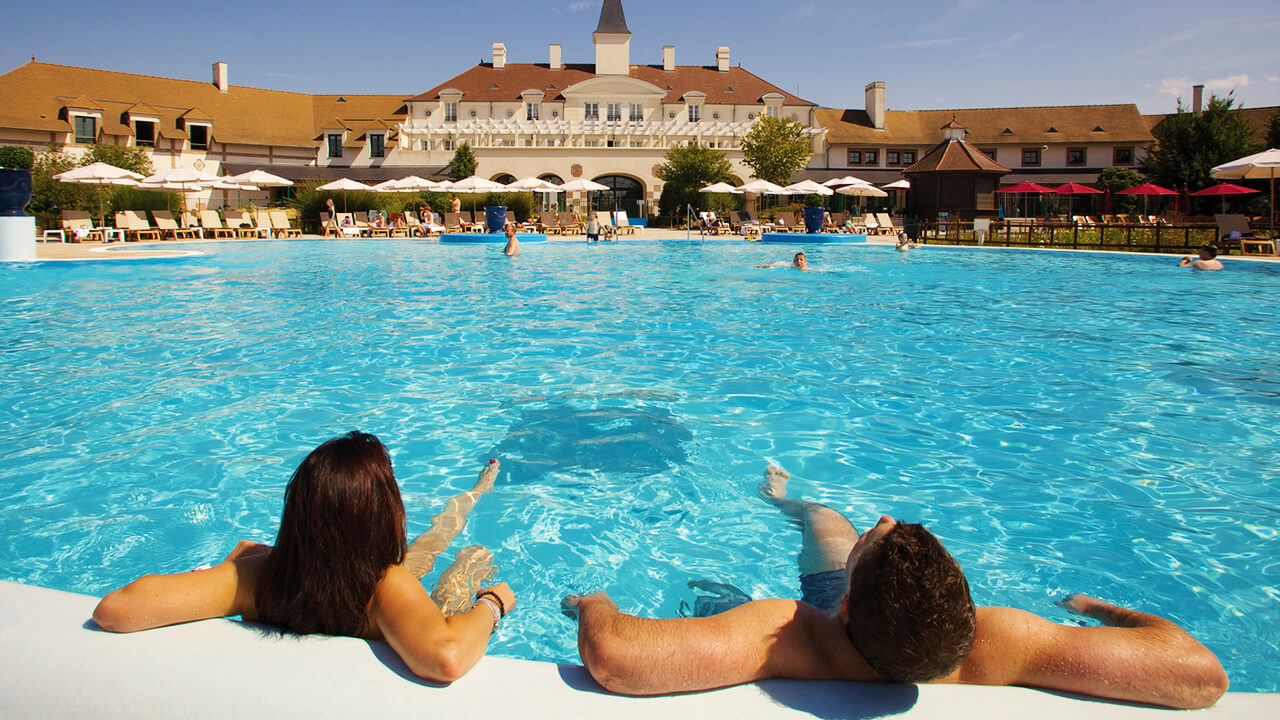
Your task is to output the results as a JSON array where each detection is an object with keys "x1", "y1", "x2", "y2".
[
  {"x1": 476, "y1": 597, "x2": 502, "y2": 631},
  {"x1": 476, "y1": 590, "x2": 506, "y2": 617}
]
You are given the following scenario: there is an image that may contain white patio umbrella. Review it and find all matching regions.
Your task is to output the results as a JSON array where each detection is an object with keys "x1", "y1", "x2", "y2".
[
  {"x1": 53, "y1": 162, "x2": 144, "y2": 226},
  {"x1": 837, "y1": 181, "x2": 889, "y2": 215},
  {"x1": 394, "y1": 175, "x2": 444, "y2": 192},
  {"x1": 783, "y1": 179, "x2": 835, "y2": 196},
  {"x1": 506, "y1": 176, "x2": 563, "y2": 192},
  {"x1": 208, "y1": 179, "x2": 257, "y2": 210},
  {"x1": 450, "y1": 176, "x2": 509, "y2": 193},
  {"x1": 371, "y1": 179, "x2": 415, "y2": 193},
  {"x1": 881, "y1": 179, "x2": 911, "y2": 190},
  {"x1": 316, "y1": 178, "x2": 373, "y2": 211},
  {"x1": 736, "y1": 179, "x2": 789, "y2": 195},
  {"x1": 821, "y1": 175, "x2": 870, "y2": 188},
  {"x1": 225, "y1": 169, "x2": 293, "y2": 188},
  {"x1": 1211, "y1": 148, "x2": 1280, "y2": 228},
  {"x1": 139, "y1": 167, "x2": 220, "y2": 211},
  {"x1": 699, "y1": 182, "x2": 743, "y2": 194},
  {"x1": 558, "y1": 178, "x2": 610, "y2": 213}
]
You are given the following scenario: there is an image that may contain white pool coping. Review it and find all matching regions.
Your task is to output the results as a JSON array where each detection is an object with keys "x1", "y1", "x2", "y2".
[{"x1": 0, "y1": 581, "x2": 1273, "y2": 719}]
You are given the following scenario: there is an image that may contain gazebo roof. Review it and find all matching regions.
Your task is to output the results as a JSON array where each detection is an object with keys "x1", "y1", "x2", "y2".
[{"x1": 905, "y1": 137, "x2": 1010, "y2": 175}]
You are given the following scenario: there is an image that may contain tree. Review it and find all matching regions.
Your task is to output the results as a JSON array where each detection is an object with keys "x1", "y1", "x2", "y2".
[
  {"x1": 28, "y1": 152, "x2": 90, "y2": 230},
  {"x1": 655, "y1": 143, "x2": 733, "y2": 219},
  {"x1": 1093, "y1": 167, "x2": 1142, "y2": 214},
  {"x1": 83, "y1": 144, "x2": 153, "y2": 175},
  {"x1": 448, "y1": 142, "x2": 476, "y2": 180},
  {"x1": 1142, "y1": 93, "x2": 1257, "y2": 191},
  {"x1": 741, "y1": 116, "x2": 812, "y2": 185},
  {"x1": 1268, "y1": 109, "x2": 1280, "y2": 150}
]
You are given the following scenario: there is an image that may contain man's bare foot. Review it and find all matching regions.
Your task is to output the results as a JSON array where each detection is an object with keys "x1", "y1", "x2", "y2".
[
  {"x1": 472, "y1": 459, "x2": 500, "y2": 494},
  {"x1": 757, "y1": 464, "x2": 791, "y2": 504}
]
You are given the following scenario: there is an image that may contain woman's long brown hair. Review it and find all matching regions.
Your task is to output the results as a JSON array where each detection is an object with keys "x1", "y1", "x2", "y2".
[{"x1": 255, "y1": 431, "x2": 407, "y2": 636}]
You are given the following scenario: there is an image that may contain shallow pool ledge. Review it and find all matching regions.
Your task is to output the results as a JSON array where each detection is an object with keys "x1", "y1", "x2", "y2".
[{"x1": 0, "y1": 581, "x2": 1272, "y2": 719}]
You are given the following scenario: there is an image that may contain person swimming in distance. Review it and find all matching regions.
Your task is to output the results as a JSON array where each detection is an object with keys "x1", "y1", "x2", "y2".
[
  {"x1": 895, "y1": 232, "x2": 920, "y2": 252},
  {"x1": 503, "y1": 224, "x2": 520, "y2": 257},
  {"x1": 1178, "y1": 244, "x2": 1223, "y2": 271},
  {"x1": 756, "y1": 252, "x2": 811, "y2": 270},
  {"x1": 94, "y1": 432, "x2": 515, "y2": 684}
]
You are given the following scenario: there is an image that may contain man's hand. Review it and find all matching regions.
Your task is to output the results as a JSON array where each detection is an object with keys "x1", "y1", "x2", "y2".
[{"x1": 562, "y1": 591, "x2": 617, "y2": 621}]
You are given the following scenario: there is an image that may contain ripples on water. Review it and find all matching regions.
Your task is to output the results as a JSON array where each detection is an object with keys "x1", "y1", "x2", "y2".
[{"x1": 0, "y1": 241, "x2": 1277, "y2": 690}]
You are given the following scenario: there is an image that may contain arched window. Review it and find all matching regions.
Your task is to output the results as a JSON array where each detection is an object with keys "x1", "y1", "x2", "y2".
[
  {"x1": 591, "y1": 175, "x2": 645, "y2": 218},
  {"x1": 537, "y1": 174, "x2": 567, "y2": 212},
  {"x1": 492, "y1": 173, "x2": 517, "y2": 185}
]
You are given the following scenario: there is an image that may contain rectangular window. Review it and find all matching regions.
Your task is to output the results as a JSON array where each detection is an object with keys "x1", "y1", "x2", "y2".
[
  {"x1": 607, "y1": 103, "x2": 622, "y2": 122},
  {"x1": 863, "y1": 150, "x2": 878, "y2": 166},
  {"x1": 766, "y1": 105, "x2": 779, "y2": 118},
  {"x1": 189, "y1": 124, "x2": 209, "y2": 151},
  {"x1": 630, "y1": 103, "x2": 643, "y2": 122},
  {"x1": 688, "y1": 105, "x2": 701, "y2": 123},
  {"x1": 980, "y1": 149, "x2": 996, "y2": 161},
  {"x1": 584, "y1": 102, "x2": 599, "y2": 121},
  {"x1": 442, "y1": 139, "x2": 456, "y2": 151},
  {"x1": 369, "y1": 133, "x2": 385, "y2": 158},
  {"x1": 526, "y1": 103, "x2": 539, "y2": 121},
  {"x1": 74, "y1": 116, "x2": 97, "y2": 144},
  {"x1": 886, "y1": 151, "x2": 900, "y2": 165},
  {"x1": 629, "y1": 139, "x2": 645, "y2": 147},
  {"x1": 1113, "y1": 147, "x2": 1134, "y2": 165},
  {"x1": 1067, "y1": 147, "x2": 1086, "y2": 166},
  {"x1": 585, "y1": 139, "x2": 599, "y2": 147},
  {"x1": 1022, "y1": 148, "x2": 1041, "y2": 166},
  {"x1": 327, "y1": 134, "x2": 342, "y2": 158},
  {"x1": 902, "y1": 151, "x2": 916, "y2": 164},
  {"x1": 134, "y1": 120, "x2": 155, "y2": 147},
  {"x1": 444, "y1": 102, "x2": 458, "y2": 123},
  {"x1": 847, "y1": 150, "x2": 862, "y2": 165}
]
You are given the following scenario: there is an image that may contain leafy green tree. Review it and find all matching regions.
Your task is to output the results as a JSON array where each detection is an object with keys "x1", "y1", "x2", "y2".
[
  {"x1": 655, "y1": 143, "x2": 733, "y2": 218},
  {"x1": 0, "y1": 146, "x2": 35, "y2": 170},
  {"x1": 1142, "y1": 93, "x2": 1257, "y2": 191},
  {"x1": 28, "y1": 152, "x2": 90, "y2": 229},
  {"x1": 448, "y1": 142, "x2": 476, "y2": 180},
  {"x1": 1268, "y1": 109, "x2": 1280, "y2": 149},
  {"x1": 741, "y1": 116, "x2": 813, "y2": 185},
  {"x1": 83, "y1": 144, "x2": 153, "y2": 175},
  {"x1": 1093, "y1": 166, "x2": 1142, "y2": 214}
]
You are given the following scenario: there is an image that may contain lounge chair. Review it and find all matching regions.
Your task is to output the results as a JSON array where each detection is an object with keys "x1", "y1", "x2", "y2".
[
  {"x1": 335, "y1": 212, "x2": 361, "y2": 237},
  {"x1": 697, "y1": 211, "x2": 729, "y2": 236},
  {"x1": 537, "y1": 211, "x2": 562, "y2": 235},
  {"x1": 61, "y1": 210, "x2": 105, "y2": 243},
  {"x1": 269, "y1": 210, "x2": 302, "y2": 238},
  {"x1": 386, "y1": 214, "x2": 411, "y2": 238},
  {"x1": 773, "y1": 214, "x2": 800, "y2": 233},
  {"x1": 224, "y1": 210, "x2": 270, "y2": 239},
  {"x1": 151, "y1": 210, "x2": 199, "y2": 241},
  {"x1": 1216, "y1": 213, "x2": 1272, "y2": 255},
  {"x1": 117, "y1": 210, "x2": 162, "y2": 242},
  {"x1": 319, "y1": 211, "x2": 340, "y2": 237},
  {"x1": 558, "y1": 212, "x2": 584, "y2": 235},
  {"x1": 460, "y1": 211, "x2": 486, "y2": 233},
  {"x1": 613, "y1": 211, "x2": 639, "y2": 235},
  {"x1": 200, "y1": 210, "x2": 237, "y2": 239},
  {"x1": 353, "y1": 211, "x2": 390, "y2": 238}
]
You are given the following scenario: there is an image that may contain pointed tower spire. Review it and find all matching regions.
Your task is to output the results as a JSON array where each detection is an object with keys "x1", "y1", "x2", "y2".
[{"x1": 595, "y1": 0, "x2": 630, "y2": 34}]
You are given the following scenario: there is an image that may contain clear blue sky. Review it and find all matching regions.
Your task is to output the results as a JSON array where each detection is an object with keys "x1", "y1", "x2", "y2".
[{"x1": 5, "y1": 0, "x2": 1278, "y2": 115}]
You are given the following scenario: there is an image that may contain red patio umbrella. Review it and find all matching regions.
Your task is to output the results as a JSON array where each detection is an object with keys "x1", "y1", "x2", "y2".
[
  {"x1": 1116, "y1": 183, "x2": 1177, "y2": 215},
  {"x1": 1191, "y1": 183, "x2": 1260, "y2": 212},
  {"x1": 996, "y1": 181, "x2": 1053, "y2": 217},
  {"x1": 1052, "y1": 182, "x2": 1102, "y2": 218}
]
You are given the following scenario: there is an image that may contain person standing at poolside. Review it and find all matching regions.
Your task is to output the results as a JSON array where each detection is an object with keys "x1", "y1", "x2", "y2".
[
  {"x1": 324, "y1": 198, "x2": 339, "y2": 236},
  {"x1": 1179, "y1": 244, "x2": 1223, "y2": 270},
  {"x1": 756, "y1": 251, "x2": 811, "y2": 270},
  {"x1": 503, "y1": 224, "x2": 520, "y2": 257},
  {"x1": 563, "y1": 464, "x2": 1228, "y2": 709},
  {"x1": 450, "y1": 195, "x2": 462, "y2": 215},
  {"x1": 586, "y1": 213, "x2": 600, "y2": 243},
  {"x1": 95, "y1": 433, "x2": 516, "y2": 684}
]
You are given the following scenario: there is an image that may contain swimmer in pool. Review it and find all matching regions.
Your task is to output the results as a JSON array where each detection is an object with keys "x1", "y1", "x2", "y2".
[
  {"x1": 503, "y1": 224, "x2": 520, "y2": 257},
  {"x1": 895, "y1": 232, "x2": 919, "y2": 252},
  {"x1": 1178, "y1": 244, "x2": 1223, "y2": 271},
  {"x1": 756, "y1": 252, "x2": 811, "y2": 270},
  {"x1": 563, "y1": 465, "x2": 1228, "y2": 708},
  {"x1": 95, "y1": 432, "x2": 515, "y2": 683}
]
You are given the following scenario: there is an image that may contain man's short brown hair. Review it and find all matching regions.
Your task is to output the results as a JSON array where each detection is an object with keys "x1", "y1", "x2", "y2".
[{"x1": 845, "y1": 523, "x2": 976, "y2": 682}]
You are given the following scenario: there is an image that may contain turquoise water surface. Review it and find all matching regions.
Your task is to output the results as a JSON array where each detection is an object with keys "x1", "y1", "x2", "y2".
[{"x1": 1, "y1": 240, "x2": 1277, "y2": 691}]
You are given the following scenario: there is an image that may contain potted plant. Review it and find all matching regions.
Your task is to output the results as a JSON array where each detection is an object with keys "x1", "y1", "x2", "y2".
[
  {"x1": 0, "y1": 146, "x2": 35, "y2": 217},
  {"x1": 802, "y1": 194, "x2": 826, "y2": 233}
]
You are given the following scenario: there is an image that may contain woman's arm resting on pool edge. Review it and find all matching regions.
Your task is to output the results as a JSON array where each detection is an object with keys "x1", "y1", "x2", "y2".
[
  {"x1": 92, "y1": 541, "x2": 267, "y2": 632},
  {"x1": 957, "y1": 596, "x2": 1228, "y2": 709},
  {"x1": 568, "y1": 591, "x2": 863, "y2": 695}
]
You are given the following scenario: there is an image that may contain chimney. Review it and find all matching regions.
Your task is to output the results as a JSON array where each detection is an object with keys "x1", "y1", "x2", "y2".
[
  {"x1": 493, "y1": 43, "x2": 507, "y2": 70},
  {"x1": 1193, "y1": 84, "x2": 1204, "y2": 114},
  {"x1": 212, "y1": 61, "x2": 229, "y2": 93},
  {"x1": 716, "y1": 46, "x2": 730, "y2": 73},
  {"x1": 662, "y1": 45, "x2": 675, "y2": 72},
  {"x1": 550, "y1": 44, "x2": 562, "y2": 70},
  {"x1": 865, "y1": 81, "x2": 885, "y2": 130}
]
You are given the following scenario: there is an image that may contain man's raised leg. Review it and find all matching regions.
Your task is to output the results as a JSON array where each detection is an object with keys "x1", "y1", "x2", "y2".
[{"x1": 758, "y1": 465, "x2": 859, "y2": 575}]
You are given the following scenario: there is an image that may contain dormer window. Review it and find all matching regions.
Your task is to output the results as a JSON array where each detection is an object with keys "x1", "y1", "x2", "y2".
[
  {"x1": 188, "y1": 124, "x2": 209, "y2": 151},
  {"x1": 327, "y1": 133, "x2": 343, "y2": 158},
  {"x1": 1001, "y1": 128, "x2": 1014, "y2": 135},
  {"x1": 1093, "y1": 126, "x2": 1105, "y2": 133},
  {"x1": 74, "y1": 116, "x2": 97, "y2": 144},
  {"x1": 369, "y1": 133, "x2": 385, "y2": 158},
  {"x1": 526, "y1": 102, "x2": 539, "y2": 121},
  {"x1": 444, "y1": 102, "x2": 458, "y2": 123},
  {"x1": 1047, "y1": 126, "x2": 1059, "y2": 133},
  {"x1": 767, "y1": 105, "x2": 779, "y2": 118},
  {"x1": 688, "y1": 105, "x2": 701, "y2": 123},
  {"x1": 134, "y1": 120, "x2": 156, "y2": 147}
]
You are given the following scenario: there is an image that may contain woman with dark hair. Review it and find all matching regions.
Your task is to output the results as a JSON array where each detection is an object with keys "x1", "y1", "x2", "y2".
[{"x1": 93, "y1": 431, "x2": 514, "y2": 683}]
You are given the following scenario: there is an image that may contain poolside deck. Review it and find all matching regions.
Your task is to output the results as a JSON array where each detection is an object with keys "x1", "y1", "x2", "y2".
[{"x1": 0, "y1": 581, "x2": 1273, "y2": 719}]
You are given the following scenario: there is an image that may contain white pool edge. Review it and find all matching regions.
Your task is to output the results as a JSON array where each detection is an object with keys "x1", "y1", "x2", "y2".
[{"x1": 0, "y1": 581, "x2": 1272, "y2": 719}]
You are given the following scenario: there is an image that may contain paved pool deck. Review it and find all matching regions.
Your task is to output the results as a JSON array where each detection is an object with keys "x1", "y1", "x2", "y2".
[{"x1": 0, "y1": 581, "x2": 1272, "y2": 719}]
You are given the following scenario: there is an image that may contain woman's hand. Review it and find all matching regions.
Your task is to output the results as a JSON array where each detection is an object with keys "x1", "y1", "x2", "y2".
[{"x1": 478, "y1": 582, "x2": 516, "y2": 617}]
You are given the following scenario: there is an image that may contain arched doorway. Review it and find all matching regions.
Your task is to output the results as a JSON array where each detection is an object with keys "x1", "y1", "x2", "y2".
[
  {"x1": 591, "y1": 175, "x2": 645, "y2": 218},
  {"x1": 538, "y1": 174, "x2": 566, "y2": 212}
]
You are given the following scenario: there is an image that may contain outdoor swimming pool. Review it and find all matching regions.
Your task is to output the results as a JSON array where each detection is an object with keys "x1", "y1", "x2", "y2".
[{"x1": 1, "y1": 240, "x2": 1277, "y2": 691}]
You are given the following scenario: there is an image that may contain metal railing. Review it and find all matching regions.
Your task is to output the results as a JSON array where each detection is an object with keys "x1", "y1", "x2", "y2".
[{"x1": 917, "y1": 220, "x2": 1222, "y2": 254}]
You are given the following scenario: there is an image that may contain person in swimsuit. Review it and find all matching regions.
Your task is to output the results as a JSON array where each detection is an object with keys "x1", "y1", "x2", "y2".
[
  {"x1": 895, "y1": 232, "x2": 919, "y2": 252},
  {"x1": 503, "y1": 224, "x2": 520, "y2": 257},
  {"x1": 1178, "y1": 244, "x2": 1223, "y2": 270},
  {"x1": 94, "y1": 432, "x2": 515, "y2": 683},
  {"x1": 756, "y1": 252, "x2": 811, "y2": 270},
  {"x1": 563, "y1": 465, "x2": 1227, "y2": 708}
]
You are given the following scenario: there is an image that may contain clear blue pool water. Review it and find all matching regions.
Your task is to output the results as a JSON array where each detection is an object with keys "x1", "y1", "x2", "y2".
[{"x1": 1, "y1": 240, "x2": 1277, "y2": 691}]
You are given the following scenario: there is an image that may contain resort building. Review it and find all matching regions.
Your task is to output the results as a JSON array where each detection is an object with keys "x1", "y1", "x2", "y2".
[{"x1": 808, "y1": 82, "x2": 1156, "y2": 187}]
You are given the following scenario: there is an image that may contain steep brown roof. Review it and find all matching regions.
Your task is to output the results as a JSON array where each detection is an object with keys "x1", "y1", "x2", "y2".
[
  {"x1": 905, "y1": 139, "x2": 1010, "y2": 174},
  {"x1": 409, "y1": 62, "x2": 814, "y2": 106},
  {"x1": 819, "y1": 104, "x2": 1153, "y2": 146},
  {"x1": 0, "y1": 61, "x2": 408, "y2": 148}
]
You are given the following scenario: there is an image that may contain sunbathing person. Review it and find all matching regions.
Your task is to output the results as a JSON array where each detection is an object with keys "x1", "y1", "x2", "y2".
[
  {"x1": 94, "y1": 432, "x2": 514, "y2": 683},
  {"x1": 1178, "y1": 244, "x2": 1223, "y2": 271},
  {"x1": 756, "y1": 251, "x2": 811, "y2": 270},
  {"x1": 563, "y1": 464, "x2": 1227, "y2": 709}
]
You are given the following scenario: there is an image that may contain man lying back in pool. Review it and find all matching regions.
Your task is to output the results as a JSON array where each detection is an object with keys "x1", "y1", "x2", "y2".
[{"x1": 563, "y1": 465, "x2": 1228, "y2": 709}]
